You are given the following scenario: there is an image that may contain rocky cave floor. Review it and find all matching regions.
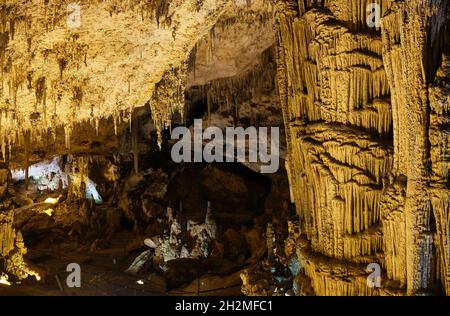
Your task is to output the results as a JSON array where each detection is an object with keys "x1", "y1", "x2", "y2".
[
  {"x1": 0, "y1": 148, "x2": 300, "y2": 296},
  {"x1": 1, "y1": 229, "x2": 164, "y2": 296}
]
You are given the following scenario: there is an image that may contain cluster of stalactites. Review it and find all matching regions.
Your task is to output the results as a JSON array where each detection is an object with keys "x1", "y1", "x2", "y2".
[
  {"x1": 0, "y1": 109, "x2": 65, "y2": 162},
  {"x1": 282, "y1": 9, "x2": 392, "y2": 137},
  {"x1": 150, "y1": 62, "x2": 187, "y2": 148},
  {"x1": 102, "y1": 0, "x2": 173, "y2": 27},
  {"x1": 191, "y1": 47, "x2": 276, "y2": 124},
  {"x1": 187, "y1": 26, "x2": 217, "y2": 77},
  {"x1": 277, "y1": 0, "x2": 450, "y2": 296}
]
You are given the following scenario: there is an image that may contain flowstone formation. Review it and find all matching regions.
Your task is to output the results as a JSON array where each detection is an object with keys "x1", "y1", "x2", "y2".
[{"x1": 276, "y1": 0, "x2": 450, "y2": 295}]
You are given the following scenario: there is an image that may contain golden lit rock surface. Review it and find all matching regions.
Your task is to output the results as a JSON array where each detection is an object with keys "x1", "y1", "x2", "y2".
[
  {"x1": 276, "y1": 0, "x2": 450, "y2": 295},
  {"x1": 0, "y1": 163, "x2": 39, "y2": 281},
  {"x1": 0, "y1": 0, "x2": 449, "y2": 296},
  {"x1": 0, "y1": 0, "x2": 232, "y2": 152}
]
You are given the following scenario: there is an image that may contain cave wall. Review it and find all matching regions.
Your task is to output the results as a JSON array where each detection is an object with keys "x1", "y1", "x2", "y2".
[
  {"x1": 275, "y1": 0, "x2": 450, "y2": 295},
  {"x1": 0, "y1": 162, "x2": 39, "y2": 282}
]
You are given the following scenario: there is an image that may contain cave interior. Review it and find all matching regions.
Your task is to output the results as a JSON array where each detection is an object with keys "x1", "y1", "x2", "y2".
[{"x1": 0, "y1": 0, "x2": 450, "y2": 296}]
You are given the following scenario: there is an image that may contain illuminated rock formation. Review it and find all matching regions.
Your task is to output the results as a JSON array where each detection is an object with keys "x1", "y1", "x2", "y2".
[
  {"x1": 0, "y1": 0, "x2": 448, "y2": 296},
  {"x1": 0, "y1": 0, "x2": 232, "y2": 154},
  {"x1": 276, "y1": 0, "x2": 450, "y2": 295}
]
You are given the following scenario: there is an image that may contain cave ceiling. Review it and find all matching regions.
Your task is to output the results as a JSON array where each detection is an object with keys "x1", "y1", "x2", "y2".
[{"x1": 0, "y1": 0, "x2": 274, "y2": 163}]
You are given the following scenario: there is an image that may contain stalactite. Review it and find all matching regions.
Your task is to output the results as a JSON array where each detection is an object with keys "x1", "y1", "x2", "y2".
[
  {"x1": 150, "y1": 62, "x2": 187, "y2": 148},
  {"x1": 148, "y1": 0, "x2": 171, "y2": 28},
  {"x1": 113, "y1": 111, "x2": 118, "y2": 136},
  {"x1": 194, "y1": 47, "x2": 276, "y2": 123},
  {"x1": 64, "y1": 124, "x2": 72, "y2": 150},
  {"x1": 287, "y1": 121, "x2": 392, "y2": 261},
  {"x1": 206, "y1": 26, "x2": 215, "y2": 64},
  {"x1": 35, "y1": 76, "x2": 46, "y2": 112},
  {"x1": 95, "y1": 118, "x2": 99, "y2": 136},
  {"x1": 132, "y1": 109, "x2": 139, "y2": 174},
  {"x1": 188, "y1": 44, "x2": 197, "y2": 79}
]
